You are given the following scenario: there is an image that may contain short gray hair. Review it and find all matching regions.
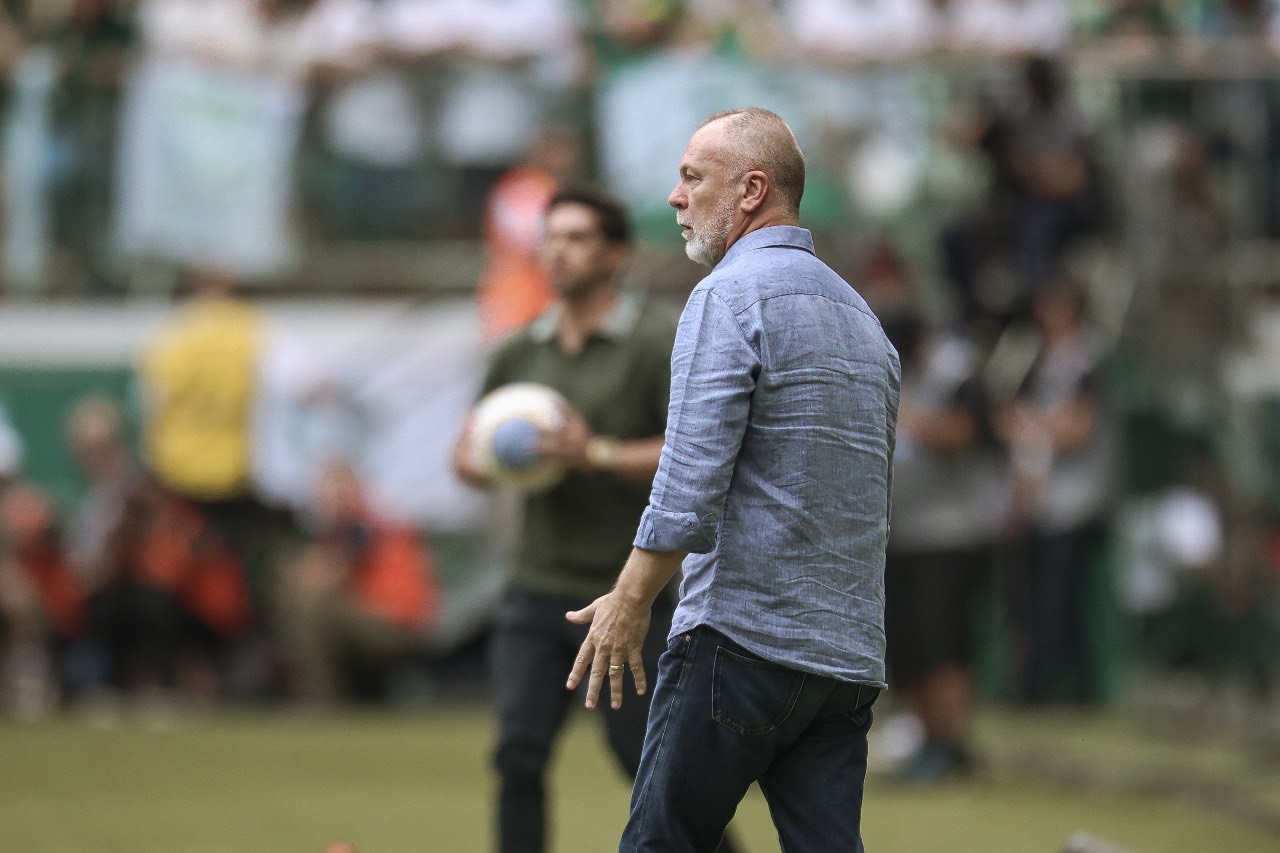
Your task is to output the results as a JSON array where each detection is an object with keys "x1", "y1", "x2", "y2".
[{"x1": 698, "y1": 108, "x2": 806, "y2": 214}]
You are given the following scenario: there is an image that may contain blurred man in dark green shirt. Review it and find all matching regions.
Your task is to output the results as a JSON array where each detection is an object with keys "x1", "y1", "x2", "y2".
[{"x1": 454, "y1": 187, "x2": 714, "y2": 853}]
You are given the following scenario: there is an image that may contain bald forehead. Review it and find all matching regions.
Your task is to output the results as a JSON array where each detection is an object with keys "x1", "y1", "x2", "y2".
[
  {"x1": 683, "y1": 120, "x2": 733, "y2": 166},
  {"x1": 704, "y1": 111, "x2": 796, "y2": 153},
  {"x1": 688, "y1": 115, "x2": 793, "y2": 175},
  {"x1": 696, "y1": 115, "x2": 735, "y2": 141}
]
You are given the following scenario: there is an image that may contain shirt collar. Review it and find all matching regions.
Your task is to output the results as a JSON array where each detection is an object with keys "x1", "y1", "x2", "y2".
[
  {"x1": 529, "y1": 290, "x2": 642, "y2": 345},
  {"x1": 716, "y1": 225, "x2": 816, "y2": 271}
]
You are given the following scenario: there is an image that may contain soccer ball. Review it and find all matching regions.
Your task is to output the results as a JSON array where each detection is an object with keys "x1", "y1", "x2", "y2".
[{"x1": 470, "y1": 382, "x2": 568, "y2": 491}]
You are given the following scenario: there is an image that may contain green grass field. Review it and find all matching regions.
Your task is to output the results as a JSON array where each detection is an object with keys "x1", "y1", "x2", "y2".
[{"x1": 2, "y1": 704, "x2": 1277, "y2": 852}]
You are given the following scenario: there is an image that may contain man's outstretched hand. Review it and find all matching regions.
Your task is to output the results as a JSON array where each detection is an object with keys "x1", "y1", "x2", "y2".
[{"x1": 565, "y1": 591, "x2": 651, "y2": 710}]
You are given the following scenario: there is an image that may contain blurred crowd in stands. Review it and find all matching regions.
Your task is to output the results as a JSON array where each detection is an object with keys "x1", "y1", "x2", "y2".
[
  {"x1": 0, "y1": 1, "x2": 1277, "y2": 780},
  {"x1": 0, "y1": 1, "x2": 1279, "y2": 294},
  {"x1": 0, "y1": 268, "x2": 444, "y2": 722}
]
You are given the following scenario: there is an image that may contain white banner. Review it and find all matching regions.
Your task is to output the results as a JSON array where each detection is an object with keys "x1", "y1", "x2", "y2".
[
  {"x1": 252, "y1": 299, "x2": 491, "y2": 532},
  {"x1": 115, "y1": 59, "x2": 305, "y2": 277}
]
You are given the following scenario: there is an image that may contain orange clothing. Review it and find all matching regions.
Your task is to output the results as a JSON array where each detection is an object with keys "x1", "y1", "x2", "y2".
[
  {"x1": 131, "y1": 493, "x2": 252, "y2": 638},
  {"x1": 350, "y1": 527, "x2": 441, "y2": 633},
  {"x1": 476, "y1": 165, "x2": 558, "y2": 342},
  {"x1": 180, "y1": 549, "x2": 252, "y2": 639}
]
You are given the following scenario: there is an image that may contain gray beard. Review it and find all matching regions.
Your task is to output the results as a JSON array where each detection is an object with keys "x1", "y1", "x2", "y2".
[
  {"x1": 684, "y1": 238, "x2": 717, "y2": 267},
  {"x1": 684, "y1": 198, "x2": 735, "y2": 267}
]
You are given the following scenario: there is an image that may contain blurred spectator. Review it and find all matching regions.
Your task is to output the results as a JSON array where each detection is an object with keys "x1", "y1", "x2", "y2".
[
  {"x1": 117, "y1": 478, "x2": 255, "y2": 699},
  {"x1": 1100, "y1": 0, "x2": 1176, "y2": 38},
  {"x1": 309, "y1": 2, "x2": 430, "y2": 239},
  {"x1": 864, "y1": 247, "x2": 1003, "y2": 782},
  {"x1": 475, "y1": 126, "x2": 583, "y2": 342},
  {"x1": 136, "y1": 267, "x2": 264, "y2": 510},
  {"x1": 134, "y1": 267, "x2": 292, "y2": 648},
  {"x1": 993, "y1": 282, "x2": 1116, "y2": 704},
  {"x1": 65, "y1": 395, "x2": 141, "y2": 695},
  {"x1": 944, "y1": 0, "x2": 1072, "y2": 57},
  {"x1": 886, "y1": 318, "x2": 1002, "y2": 781},
  {"x1": 940, "y1": 56, "x2": 1099, "y2": 323},
  {"x1": 0, "y1": 1, "x2": 140, "y2": 296},
  {"x1": 0, "y1": 482, "x2": 86, "y2": 719},
  {"x1": 590, "y1": 0, "x2": 782, "y2": 86},
  {"x1": 593, "y1": 0, "x2": 685, "y2": 60},
  {"x1": 1081, "y1": 1, "x2": 1176, "y2": 64},
  {"x1": 46, "y1": 0, "x2": 138, "y2": 295},
  {"x1": 857, "y1": 237, "x2": 925, "y2": 354},
  {"x1": 673, "y1": 0, "x2": 787, "y2": 59},
  {"x1": 1165, "y1": 128, "x2": 1229, "y2": 257},
  {"x1": 1121, "y1": 468, "x2": 1275, "y2": 695},
  {"x1": 66, "y1": 397, "x2": 139, "y2": 601},
  {"x1": 1184, "y1": 0, "x2": 1280, "y2": 48},
  {"x1": 138, "y1": 0, "x2": 376, "y2": 81},
  {"x1": 2, "y1": 7, "x2": 59, "y2": 295},
  {"x1": 66, "y1": 394, "x2": 254, "y2": 702},
  {"x1": 780, "y1": 0, "x2": 935, "y2": 65},
  {"x1": 388, "y1": 0, "x2": 582, "y2": 234},
  {"x1": 277, "y1": 460, "x2": 440, "y2": 704}
]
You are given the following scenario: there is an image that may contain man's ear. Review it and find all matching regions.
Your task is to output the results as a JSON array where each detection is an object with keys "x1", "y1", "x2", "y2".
[{"x1": 740, "y1": 171, "x2": 769, "y2": 213}]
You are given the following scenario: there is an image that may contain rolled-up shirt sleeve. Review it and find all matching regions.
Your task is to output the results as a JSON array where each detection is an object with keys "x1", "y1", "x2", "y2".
[{"x1": 634, "y1": 287, "x2": 760, "y2": 553}]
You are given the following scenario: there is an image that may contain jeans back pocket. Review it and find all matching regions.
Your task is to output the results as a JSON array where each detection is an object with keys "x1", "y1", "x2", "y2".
[{"x1": 712, "y1": 646, "x2": 806, "y2": 736}]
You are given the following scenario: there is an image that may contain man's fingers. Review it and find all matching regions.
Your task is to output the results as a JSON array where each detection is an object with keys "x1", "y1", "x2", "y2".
[
  {"x1": 566, "y1": 641, "x2": 594, "y2": 690},
  {"x1": 629, "y1": 659, "x2": 647, "y2": 697},
  {"x1": 564, "y1": 601, "x2": 597, "y2": 625},
  {"x1": 585, "y1": 662, "x2": 605, "y2": 710},
  {"x1": 563, "y1": 592, "x2": 648, "y2": 709},
  {"x1": 607, "y1": 660, "x2": 626, "y2": 709}
]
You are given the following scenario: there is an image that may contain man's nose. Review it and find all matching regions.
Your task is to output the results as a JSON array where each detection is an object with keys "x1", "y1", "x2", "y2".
[{"x1": 668, "y1": 186, "x2": 684, "y2": 209}]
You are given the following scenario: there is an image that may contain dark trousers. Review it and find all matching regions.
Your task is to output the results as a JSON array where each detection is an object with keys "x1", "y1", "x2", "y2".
[
  {"x1": 621, "y1": 626, "x2": 880, "y2": 853},
  {"x1": 87, "y1": 581, "x2": 221, "y2": 690},
  {"x1": 490, "y1": 588, "x2": 673, "y2": 853},
  {"x1": 1010, "y1": 523, "x2": 1106, "y2": 705}
]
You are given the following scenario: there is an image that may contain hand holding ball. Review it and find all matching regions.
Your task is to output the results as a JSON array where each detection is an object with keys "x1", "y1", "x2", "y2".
[{"x1": 470, "y1": 383, "x2": 569, "y2": 491}]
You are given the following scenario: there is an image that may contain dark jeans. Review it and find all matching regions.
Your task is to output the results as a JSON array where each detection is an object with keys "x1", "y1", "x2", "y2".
[
  {"x1": 490, "y1": 588, "x2": 673, "y2": 853},
  {"x1": 622, "y1": 626, "x2": 880, "y2": 853}
]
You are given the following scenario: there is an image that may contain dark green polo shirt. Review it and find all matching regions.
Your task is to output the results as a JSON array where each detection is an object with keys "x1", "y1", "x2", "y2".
[{"x1": 480, "y1": 293, "x2": 676, "y2": 599}]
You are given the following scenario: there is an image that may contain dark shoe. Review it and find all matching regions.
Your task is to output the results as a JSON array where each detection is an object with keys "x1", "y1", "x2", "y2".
[{"x1": 897, "y1": 740, "x2": 972, "y2": 784}]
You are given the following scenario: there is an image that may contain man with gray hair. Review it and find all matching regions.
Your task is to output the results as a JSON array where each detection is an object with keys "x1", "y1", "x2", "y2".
[{"x1": 566, "y1": 108, "x2": 900, "y2": 850}]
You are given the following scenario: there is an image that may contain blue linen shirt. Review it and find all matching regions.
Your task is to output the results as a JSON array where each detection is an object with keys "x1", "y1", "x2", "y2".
[{"x1": 634, "y1": 226, "x2": 900, "y2": 687}]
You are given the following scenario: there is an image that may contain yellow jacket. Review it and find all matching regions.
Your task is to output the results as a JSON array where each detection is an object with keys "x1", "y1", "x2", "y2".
[{"x1": 138, "y1": 297, "x2": 264, "y2": 500}]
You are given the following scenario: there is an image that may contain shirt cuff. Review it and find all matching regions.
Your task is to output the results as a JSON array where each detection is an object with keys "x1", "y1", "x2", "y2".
[{"x1": 633, "y1": 506, "x2": 717, "y2": 554}]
